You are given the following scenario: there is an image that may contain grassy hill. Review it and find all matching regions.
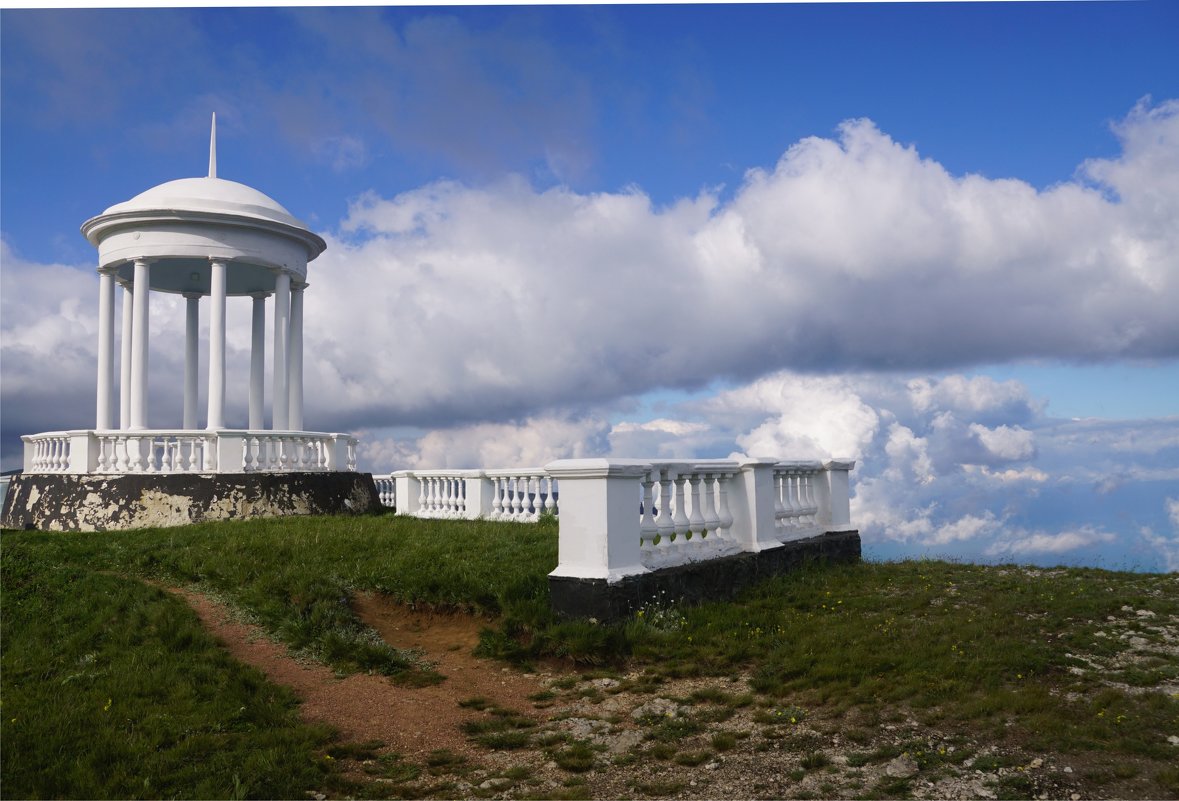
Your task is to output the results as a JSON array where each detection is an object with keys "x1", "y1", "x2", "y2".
[{"x1": 3, "y1": 513, "x2": 1176, "y2": 799}]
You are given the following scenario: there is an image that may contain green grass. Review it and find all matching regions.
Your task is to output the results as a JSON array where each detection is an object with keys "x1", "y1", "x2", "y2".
[
  {"x1": 1, "y1": 548, "x2": 334, "y2": 799},
  {"x1": 4, "y1": 514, "x2": 1179, "y2": 799}
]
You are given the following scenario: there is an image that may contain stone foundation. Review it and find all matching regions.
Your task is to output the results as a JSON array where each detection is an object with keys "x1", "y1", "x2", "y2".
[
  {"x1": 0, "y1": 472, "x2": 381, "y2": 532},
  {"x1": 548, "y1": 530, "x2": 860, "y2": 621}
]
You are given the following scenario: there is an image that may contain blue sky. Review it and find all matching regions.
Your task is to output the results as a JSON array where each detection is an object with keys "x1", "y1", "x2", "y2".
[{"x1": 2, "y1": 3, "x2": 1177, "y2": 570}]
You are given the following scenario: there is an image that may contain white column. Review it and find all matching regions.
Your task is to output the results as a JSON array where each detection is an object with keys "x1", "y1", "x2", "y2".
[
  {"x1": 129, "y1": 259, "x2": 151, "y2": 430},
  {"x1": 249, "y1": 293, "x2": 267, "y2": 430},
  {"x1": 183, "y1": 293, "x2": 200, "y2": 430},
  {"x1": 272, "y1": 271, "x2": 291, "y2": 430},
  {"x1": 288, "y1": 284, "x2": 304, "y2": 431},
  {"x1": 96, "y1": 270, "x2": 115, "y2": 429},
  {"x1": 119, "y1": 281, "x2": 133, "y2": 430},
  {"x1": 206, "y1": 260, "x2": 227, "y2": 430}
]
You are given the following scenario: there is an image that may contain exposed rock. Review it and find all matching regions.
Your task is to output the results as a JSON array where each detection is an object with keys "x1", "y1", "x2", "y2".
[
  {"x1": 630, "y1": 697, "x2": 684, "y2": 721},
  {"x1": 606, "y1": 730, "x2": 645, "y2": 754},
  {"x1": 555, "y1": 717, "x2": 612, "y2": 740},
  {"x1": 885, "y1": 755, "x2": 919, "y2": 779}
]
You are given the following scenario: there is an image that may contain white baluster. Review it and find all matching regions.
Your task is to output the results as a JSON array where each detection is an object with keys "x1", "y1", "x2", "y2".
[
  {"x1": 529, "y1": 476, "x2": 542, "y2": 520},
  {"x1": 803, "y1": 470, "x2": 819, "y2": 524},
  {"x1": 510, "y1": 476, "x2": 523, "y2": 519},
  {"x1": 671, "y1": 471, "x2": 690, "y2": 545},
  {"x1": 774, "y1": 471, "x2": 788, "y2": 531},
  {"x1": 490, "y1": 476, "x2": 504, "y2": 520},
  {"x1": 701, "y1": 472, "x2": 720, "y2": 537},
  {"x1": 788, "y1": 471, "x2": 801, "y2": 526},
  {"x1": 426, "y1": 477, "x2": 438, "y2": 516},
  {"x1": 523, "y1": 475, "x2": 534, "y2": 520},
  {"x1": 687, "y1": 472, "x2": 705, "y2": 538},
  {"x1": 716, "y1": 471, "x2": 735, "y2": 538},
  {"x1": 544, "y1": 476, "x2": 557, "y2": 515},
  {"x1": 655, "y1": 468, "x2": 675, "y2": 551},
  {"x1": 639, "y1": 469, "x2": 658, "y2": 552}
]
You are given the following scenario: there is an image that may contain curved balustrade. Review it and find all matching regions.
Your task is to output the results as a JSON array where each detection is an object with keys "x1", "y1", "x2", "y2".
[
  {"x1": 25, "y1": 433, "x2": 74, "y2": 473},
  {"x1": 21, "y1": 430, "x2": 359, "y2": 474}
]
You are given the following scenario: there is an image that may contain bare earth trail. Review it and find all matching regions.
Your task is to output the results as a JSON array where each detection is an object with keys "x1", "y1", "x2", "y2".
[{"x1": 171, "y1": 588, "x2": 555, "y2": 758}]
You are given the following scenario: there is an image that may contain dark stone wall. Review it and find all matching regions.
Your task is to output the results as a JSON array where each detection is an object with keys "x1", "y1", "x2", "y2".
[
  {"x1": 1, "y1": 472, "x2": 381, "y2": 532},
  {"x1": 549, "y1": 530, "x2": 860, "y2": 621}
]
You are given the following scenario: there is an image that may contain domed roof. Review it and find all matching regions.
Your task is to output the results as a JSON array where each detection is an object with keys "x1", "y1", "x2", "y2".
[{"x1": 99, "y1": 176, "x2": 305, "y2": 230}]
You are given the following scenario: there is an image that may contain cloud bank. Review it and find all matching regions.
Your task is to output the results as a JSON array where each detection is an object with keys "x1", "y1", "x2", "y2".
[{"x1": 299, "y1": 98, "x2": 1178, "y2": 429}]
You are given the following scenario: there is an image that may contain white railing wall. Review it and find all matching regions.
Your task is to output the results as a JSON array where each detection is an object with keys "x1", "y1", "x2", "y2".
[
  {"x1": 388, "y1": 468, "x2": 555, "y2": 521},
  {"x1": 372, "y1": 475, "x2": 396, "y2": 508},
  {"x1": 22, "y1": 430, "x2": 358, "y2": 474},
  {"x1": 383, "y1": 457, "x2": 855, "y2": 584},
  {"x1": 545, "y1": 457, "x2": 856, "y2": 582}
]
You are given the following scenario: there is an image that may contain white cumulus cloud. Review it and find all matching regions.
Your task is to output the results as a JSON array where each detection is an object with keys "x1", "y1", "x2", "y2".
[
  {"x1": 969, "y1": 423, "x2": 1037, "y2": 462},
  {"x1": 986, "y1": 526, "x2": 1117, "y2": 557}
]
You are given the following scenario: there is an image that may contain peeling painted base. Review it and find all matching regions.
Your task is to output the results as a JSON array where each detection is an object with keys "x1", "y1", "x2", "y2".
[
  {"x1": 548, "y1": 530, "x2": 861, "y2": 621},
  {"x1": 0, "y1": 472, "x2": 382, "y2": 532}
]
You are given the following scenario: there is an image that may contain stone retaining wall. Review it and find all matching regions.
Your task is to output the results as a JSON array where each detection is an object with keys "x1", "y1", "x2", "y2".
[
  {"x1": 0, "y1": 472, "x2": 381, "y2": 532},
  {"x1": 548, "y1": 530, "x2": 860, "y2": 621}
]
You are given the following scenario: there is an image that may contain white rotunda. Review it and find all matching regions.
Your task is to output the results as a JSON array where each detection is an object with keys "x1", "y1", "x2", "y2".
[
  {"x1": 4, "y1": 117, "x2": 376, "y2": 531},
  {"x1": 83, "y1": 116, "x2": 325, "y2": 439}
]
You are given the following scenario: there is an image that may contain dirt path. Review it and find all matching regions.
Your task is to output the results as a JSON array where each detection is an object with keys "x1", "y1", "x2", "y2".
[{"x1": 170, "y1": 588, "x2": 554, "y2": 758}]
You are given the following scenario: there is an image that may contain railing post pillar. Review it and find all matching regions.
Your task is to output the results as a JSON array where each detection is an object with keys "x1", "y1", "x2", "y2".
[
  {"x1": 464, "y1": 471, "x2": 494, "y2": 519},
  {"x1": 821, "y1": 459, "x2": 856, "y2": 530},
  {"x1": 544, "y1": 459, "x2": 652, "y2": 583},
  {"x1": 393, "y1": 471, "x2": 421, "y2": 516},
  {"x1": 322, "y1": 435, "x2": 354, "y2": 472},
  {"x1": 22, "y1": 436, "x2": 36, "y2": 472},
  {"x1": 728, "y1": 458, "x2": 782, "y2": 552},
  {"x1": 67, "y1": 432, "x2": 97, "y2": 474},
  {"x1": 215, "y1": 432, "x2": 245, "y2": 473}
]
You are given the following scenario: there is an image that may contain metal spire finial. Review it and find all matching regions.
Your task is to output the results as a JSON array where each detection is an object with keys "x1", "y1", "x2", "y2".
[{"x1": 208, "y1": 112, "x2": 217, "y2": 179}]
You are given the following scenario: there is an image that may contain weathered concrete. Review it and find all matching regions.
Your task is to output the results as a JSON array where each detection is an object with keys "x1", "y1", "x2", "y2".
[
  {"x1": 0, "y1": 472, "x2": 381, "y2": 532},
  {"x1": 548, "y1": 530, "x2": 860, "y2": 621}
]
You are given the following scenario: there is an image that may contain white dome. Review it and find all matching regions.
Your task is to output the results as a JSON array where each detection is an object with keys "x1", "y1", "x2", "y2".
[{"x1": 100, "y1": 176, "x2": 305, "y2": 229}]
